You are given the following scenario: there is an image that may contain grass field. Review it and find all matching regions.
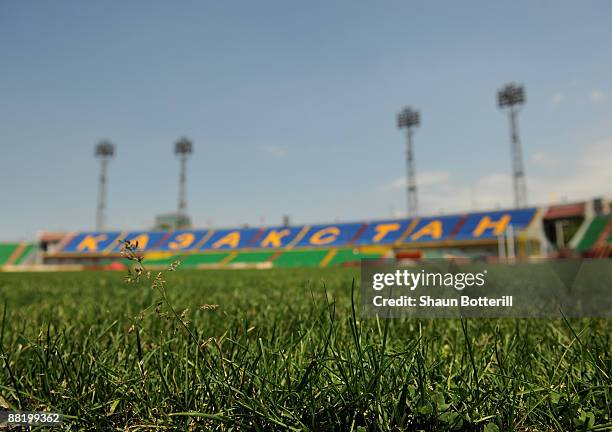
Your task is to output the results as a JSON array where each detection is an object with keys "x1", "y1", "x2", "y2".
[{"x1": 0, "y1": 266, "x2": 611, "y2": 431}]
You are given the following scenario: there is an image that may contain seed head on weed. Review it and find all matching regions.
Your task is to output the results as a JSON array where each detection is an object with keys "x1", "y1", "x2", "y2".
[{"x1": 118, "y1": 238, "x2": 217, "y2": 351}]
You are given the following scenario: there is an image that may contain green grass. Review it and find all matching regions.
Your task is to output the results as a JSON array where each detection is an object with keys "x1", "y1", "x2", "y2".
[{"x1": 0, "y1": 267, "x2": 611, "y2": 431}]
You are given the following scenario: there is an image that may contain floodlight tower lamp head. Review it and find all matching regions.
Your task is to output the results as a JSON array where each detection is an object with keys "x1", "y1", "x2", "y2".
[
  {"x1": 497, "y1": 83, "x2": 526, "y2": 109},
  {"x1": 95, "y1": 141, "x2": 115, "y2": 158},
  {"x1": 175, "y1": 137, "x2": 193, "y2": 156},
  {"x1": 397, "y1": 107, "x2": 420, "y2": 129}
]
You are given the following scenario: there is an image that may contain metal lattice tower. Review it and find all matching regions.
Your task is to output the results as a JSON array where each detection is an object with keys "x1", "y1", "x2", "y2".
[
  {"x1": 95, "y1": 141, "x2": 115, "y2": 231},
  {"x1": 174, "y1": 137, "x2": 193, "y2": 216},
  {"x1": 397, "y1": 107, "x2": 421, "y2": 217},
  {"x1": 497, "y1": 83, "x2": 527, "y2": 208}
]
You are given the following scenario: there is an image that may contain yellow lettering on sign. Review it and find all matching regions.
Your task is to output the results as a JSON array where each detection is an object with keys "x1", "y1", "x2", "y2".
[
  {"x1": 473, "y1": 215, "x2": 511, "y2": 237},
  {"x1": 261, "y1": 229, "x2": 291, "y2": 248},
  {"x1": 127, "y1": 234, "x2": 150, "y2": 250},
  {"x1": 213, "y1": 231, "x2": 240, "y2": 249},
  {"x1": 373, "y1": 223, "x2": 400, "y2": 242},
  {"x1": 169, "y1": 232, "x2": 196, "y2": 250},
  {"x1": 77, "y1": 234, "x2": 108, "y2": 252},
  {"x1": 411, "y1": 220, "x2": 442, "y2": 241},
  {"x1": 309, "y1": 227, "x2": 340, "y2": 245}
]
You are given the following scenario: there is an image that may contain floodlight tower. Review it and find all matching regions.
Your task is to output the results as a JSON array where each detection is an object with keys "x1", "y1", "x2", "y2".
[
  {"x1": 497, "y1": 83, "x2": 527, "y2": 208},
  {"x1": 397, "y1": 107, "x2": 421, "y2": 217},
  {"x1": 95, "y1": 140, "x2": 115, "y2": 231},
  {"x1": 174, "y1": 137, "x2": 193, "y2": 216}
]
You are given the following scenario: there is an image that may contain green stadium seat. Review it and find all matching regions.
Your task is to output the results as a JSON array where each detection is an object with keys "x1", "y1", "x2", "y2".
[
  {"x1": 576, "y1": 216, "x2": 610, "y2": 251},
  {"x1": 272, "y1": 249, "x2": 330, "y2": 268},
  {"x1": 230, "y1": 251, "x2": 275, "y2": 264},
  {"x1": 0, "y1": 244, "x2": 18, "y2": 265},
  {"x1": 0, "y1": 243, "x2": 35, "y2": 266},
  {"x1": 14, "y1": 244, "x2": 35, "y2": 265},
  {"x1": 180, "y1": 253, "x2": 230, "y2": 267},
  {"x1": 327, "y1": 248, "x2": 382, "y2": 266}
]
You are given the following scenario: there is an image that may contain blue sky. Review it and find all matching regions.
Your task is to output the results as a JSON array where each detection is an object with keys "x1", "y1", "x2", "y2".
[{"x1": 1, "y1": 1, "x2": 612, "y2": 240}]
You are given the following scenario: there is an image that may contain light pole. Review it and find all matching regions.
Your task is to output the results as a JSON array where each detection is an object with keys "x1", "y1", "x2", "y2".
[
  {"x1": 497, "y1": 83, "x2": 527, "y2": 208},
  {"x1": 397, "y1": 107, "x2": 420, "y2": 217},
  {"x1": 175, "y1": 137, "x2": 193, "y2": 217},
  {"x1": 95, "y1": 141, "x2": 115, "y2": 231}
]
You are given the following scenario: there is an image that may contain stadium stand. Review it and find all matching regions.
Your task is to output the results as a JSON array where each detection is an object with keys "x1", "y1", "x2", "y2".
[
  {"x1": 6, "y1": 200, "x2": 612, "y2": 270},
  {"x1": 576, "y1": 216, "x2": 612, "y2": 256},
  {"x1": 0, "y1": 242, "x2": 35, "y2": 267},
  {"x1": 56, "y1": 208, "x2": 537, "y2": 254},
  {"x1": 35, "y1": 207, "x2": 541, "y2": 268}
]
